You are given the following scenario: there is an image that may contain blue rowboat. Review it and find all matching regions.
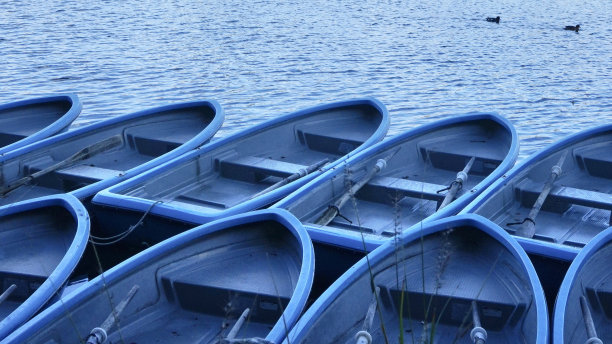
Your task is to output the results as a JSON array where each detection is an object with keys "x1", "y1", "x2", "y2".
[
  {"x1": 0, "y1": 94, "x2": 81, "y2": 155},
  {"x1": 553, "y1": 226, "x2": 612, "y2": 344},
  {"x1": 272, "y1": 112, "x2": 518, "y2": 251},
  {"x1": 283, "y1": 214, "x2": 548, "y2": 344},
  {"x1": 461, "y1": 124, "x2": 612, "y2": 261},
  {"x1": 0, "y1": 100, "x2": 223, "y2": 206},
  {"x1": 4, "y1": 209, "x2": 314, "y2": 344},
  {"x1": 91, "y1": 98, "x2": 389, "y2": 231},
  {"x1": 0, "y1": 194, "x2": 89, "y2": 341}
]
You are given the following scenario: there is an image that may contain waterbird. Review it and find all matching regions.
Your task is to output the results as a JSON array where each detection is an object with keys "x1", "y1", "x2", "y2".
[
  {"x1": 486, "y1": 16, "x2": 500, "y2": 23},
  {"x1": 564, "y1": 24, "x2": 580, "y2": 32}
]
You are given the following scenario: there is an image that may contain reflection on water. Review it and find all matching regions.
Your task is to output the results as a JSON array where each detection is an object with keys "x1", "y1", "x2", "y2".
[{"x1": 1, "y1": 0, "x2": 610, "y2": 159}]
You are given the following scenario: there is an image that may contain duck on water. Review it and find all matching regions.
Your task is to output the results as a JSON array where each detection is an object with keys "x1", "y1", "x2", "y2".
[
  {"x1": 486, "y1": 16, "x2": 500, "y2": 23},
  {"x1": 564, "y1": 24, "x2": 580, "y2": 32}
]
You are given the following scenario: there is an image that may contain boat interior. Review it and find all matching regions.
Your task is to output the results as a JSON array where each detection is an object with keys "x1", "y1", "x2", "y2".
[
  {"x1": 296, "y1": 226, "x2": 539, "y2": 343},
  {"x1": 27, "y1": 220, "x2": 303, "y2": 343},
  {"x1": 561, "y1": 241, "x2": 612, "y2": 343},
  {"x1": 0, "y1": 206, "x2": 76, "y2": 319},
  {"x1": 0, "y1": 99, "x2": 72, "y2": 147},
  {"x1": 121, "y1": 104, "x2": 383, "y2": 213},
  {"x1": 0, "y1": 107, "x2": 215, "y2": 206},
  {"x1": 288, "y1": 120, "x2": 511, "y2": 237},
  {"x1": 472, "y1": 136, "x2": 612, "y2": 248}
]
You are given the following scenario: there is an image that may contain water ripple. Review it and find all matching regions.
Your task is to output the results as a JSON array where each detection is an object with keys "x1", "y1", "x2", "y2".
[{"x1": 0, "y1": 0, "x2": 610, "y2": 160}]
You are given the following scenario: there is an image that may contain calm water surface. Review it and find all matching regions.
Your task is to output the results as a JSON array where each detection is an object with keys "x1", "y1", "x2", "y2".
[{"x1": 1, "y1": 0, "x2": 610, "y2": 159}]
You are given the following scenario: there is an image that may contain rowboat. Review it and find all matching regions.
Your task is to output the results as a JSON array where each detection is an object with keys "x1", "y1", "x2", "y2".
[
  {"x1": 283, "y1": 214, "x2": 548, "y2": 344},
  {"x1": 0, "y1": 194, "x2": 89, "y2": 341},
  {"x1": 553, "y1": 226, "x2": 612, "y2": 344},
  {"x1": 4, "y1": 209, "x2": 314, "y2": 344},
  {"x1": 272, "y1": 112, "x2": 518, "y2": 250},
  {"x1": 0, "y1": 94, "x2": 81, "y2": 155},
  {"x1": 461, "y1": 124, "x2": 612, "y2": 261},
  {"x1": 91, "y1": 98, "x2": 389, "y2": 230},
  {"x1": 0, "y1": 100, "x2": 223, "y2": 206}
]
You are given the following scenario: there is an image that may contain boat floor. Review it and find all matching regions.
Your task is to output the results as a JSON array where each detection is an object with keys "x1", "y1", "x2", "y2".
[
  {"x1": 364, "y1": 320, "x2": 519, "y2": 344},
  {"x1": 304, "y1": 172, "x2": 485, "y2": 237},
  {"x1": 493, "y1": 201, "x2": 610, "y2": 248},
  {"x1": 107, "y1": 308, "x2": 274, "y2": 344},
  {"x1": 143, "y1": 148, "x2": 340, "y2": 212},
  {"x1": 0, "y1": 300, "x2": 19, "y2": 320},
  {"x1": 316, "y1": 197, "x2": 439, "y2": 237}
]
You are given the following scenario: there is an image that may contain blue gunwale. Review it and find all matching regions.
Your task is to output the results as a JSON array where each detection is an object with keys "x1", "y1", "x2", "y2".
[
  {"x1": 0, "y1": 99, "x2": 224, "y2": 201},
  {"x1": 92, "y1": 98, "x2": 389, "y2": 224},
  {"x1": 552, "y1": 225, "x2": 612, "y2": 343},
  {"x1": 283, "y1": 213, "x2": 548, "y2": 344},
  {"x1": 460, "y1": 123, "x2": 612, "y2": 261},
  {"x1": 0, "y1": 94, "x2": 82, "y2": 156},
  {"x1": 4, "y1": 208, "x2": 314, "y2": 344},
  {"x1": 272, "y1": 112, "x2": 518, "y2": 251},
  {"x1": 0, "y1": 194, "x2": 90, "y2": 341}
]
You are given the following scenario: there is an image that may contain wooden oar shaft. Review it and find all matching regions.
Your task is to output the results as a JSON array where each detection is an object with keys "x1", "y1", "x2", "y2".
[
  {"x1": 315, "y1": 147, "x2": 401, "y2": 226},
  {"x1": 226, "y1": 308, "x2": 250, "y2": 340},
  {"x1": 516, "y1": 151, "x2": 568, "y2": 238},
  {"x1": 1, "y1": 135, "x2": 123, "y2": 196},
  {"x1": 362, "y1": 286, "x2": 380, "y2": 332},
  {"x1": 249, "y1": 158, "x2": 329, "y2": 200},
  {"x1": 87, "y1": 285, "x2": 139, "y2": 344},
  {"x1": 470, "y1": 301, "x2": 487, "y2": 344},
  {"x1": 355, "y1": 286, "x2": 380, "y2": 344},
  {"x1": 0, "y1": 284, "x2": 17, "y2": 305},
  {"x1": 580, "y1": 296, "x2": 600, "y2": 341},
  {"x1": 100, "y1": 285, "x2": 139, "y2": 331},
  {"x1": 438, "y1": 156, "x2": 476, "y2": 210}
]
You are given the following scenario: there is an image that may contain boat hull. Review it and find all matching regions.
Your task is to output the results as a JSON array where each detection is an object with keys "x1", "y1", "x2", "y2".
[
  {"x1": 0, "y1": 94, "x2": 81, "y2": 155},
  {"x1": 553, "y1": 226, "x2": 612, "y2": 343},
  {"x1": 0, "y1": 194, "x2": 89, "y2": 340},
  {"x1": 92, "y1": 98, "x2": 389, "y2": 233},
  {"x1": 284, "y1": 214, "x2": 548, "y2": 344},
  {"x1": 4, "y1": 209, "x2": 314, "y2": 344},
  {"x1": 462, "y1": 124, "x2": 612, "y2": 261},
  {"x1": 0, "y1": 100, "x2": 223, "y2": 206},
  {"x1": 273, "y1": 112, "x2": 518, "y2": 251}
]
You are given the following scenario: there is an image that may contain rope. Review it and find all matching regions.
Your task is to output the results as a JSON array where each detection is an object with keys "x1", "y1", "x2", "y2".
[{"x1": 89, "y1": 201, "x2": 162, "y2": 246}]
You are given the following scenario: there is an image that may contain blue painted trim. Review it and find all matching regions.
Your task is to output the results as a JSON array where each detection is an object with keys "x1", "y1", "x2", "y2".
[
  {"x1": 284, "y1": 214, "x2": 548, "y2": 344},
  {"x1": 0, "y1": 94, "x2": 82, "y2": 155},
  {"x1": 0, "y1": 194, "x2": 90, "y2": 341},
  {"x1": 461, "y1": 122, "x2": 612, "y2": 260},
  {"x1": 0, "y1": 100, "x2": 224, "y2": 201},
  {"x1": 4, "y1": 209, "x2": 314, "y2": 344},
  {"x1": 272, "y1": 112, "x2": 518, "y2": 250},
  {"x1": 552, "y1": 225, "x2": 612, "y2": 343},
  {"x1": 92, "y1": 98, "x2": 389, "y2": 224}
]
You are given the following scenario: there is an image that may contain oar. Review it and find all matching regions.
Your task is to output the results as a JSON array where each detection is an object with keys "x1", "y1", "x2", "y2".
[
  {"x1": 315, "y1": 147, "x2": 401, "y2": 226},
  {"x1": 0, "y1": 284, "x2": 17, "y2": 306},
  {"x1": 249, "y1": 158, "x2": 329, "y2": 200},
  {"x1": 438, "y1": 156, "x2": 476, "y2": 210},
  {"x1": 1, "y1": 135, "x2": 123, "y2": 197},
  {"x1": 226, "y1": 308, "x2": 250, "y2": 340},
  {"x1": 580, "y1": 296, "x2": 602, "y2": 344},
  {"x1": 470, "y1": 301, "x2": 487, "y2": 344},
  {"x1": 515, "y1": 151, "x2": 568, "y2": 238},
  {"x1": 355, "y1": 286, "x2": 380, "y2": 344},
  {"x1": 86, "y1": 285, "x2": 139, "y2": 344}
]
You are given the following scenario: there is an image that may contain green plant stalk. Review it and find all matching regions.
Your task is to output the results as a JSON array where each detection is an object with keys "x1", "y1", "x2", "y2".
[{"x1": 399, "y1": 280, "x2": 405, "y2": 344}]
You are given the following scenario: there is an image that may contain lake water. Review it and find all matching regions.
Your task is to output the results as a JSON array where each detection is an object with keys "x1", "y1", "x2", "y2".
[{"x1": 1, "y1": 0, "x2": 610, "y2": 159}]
